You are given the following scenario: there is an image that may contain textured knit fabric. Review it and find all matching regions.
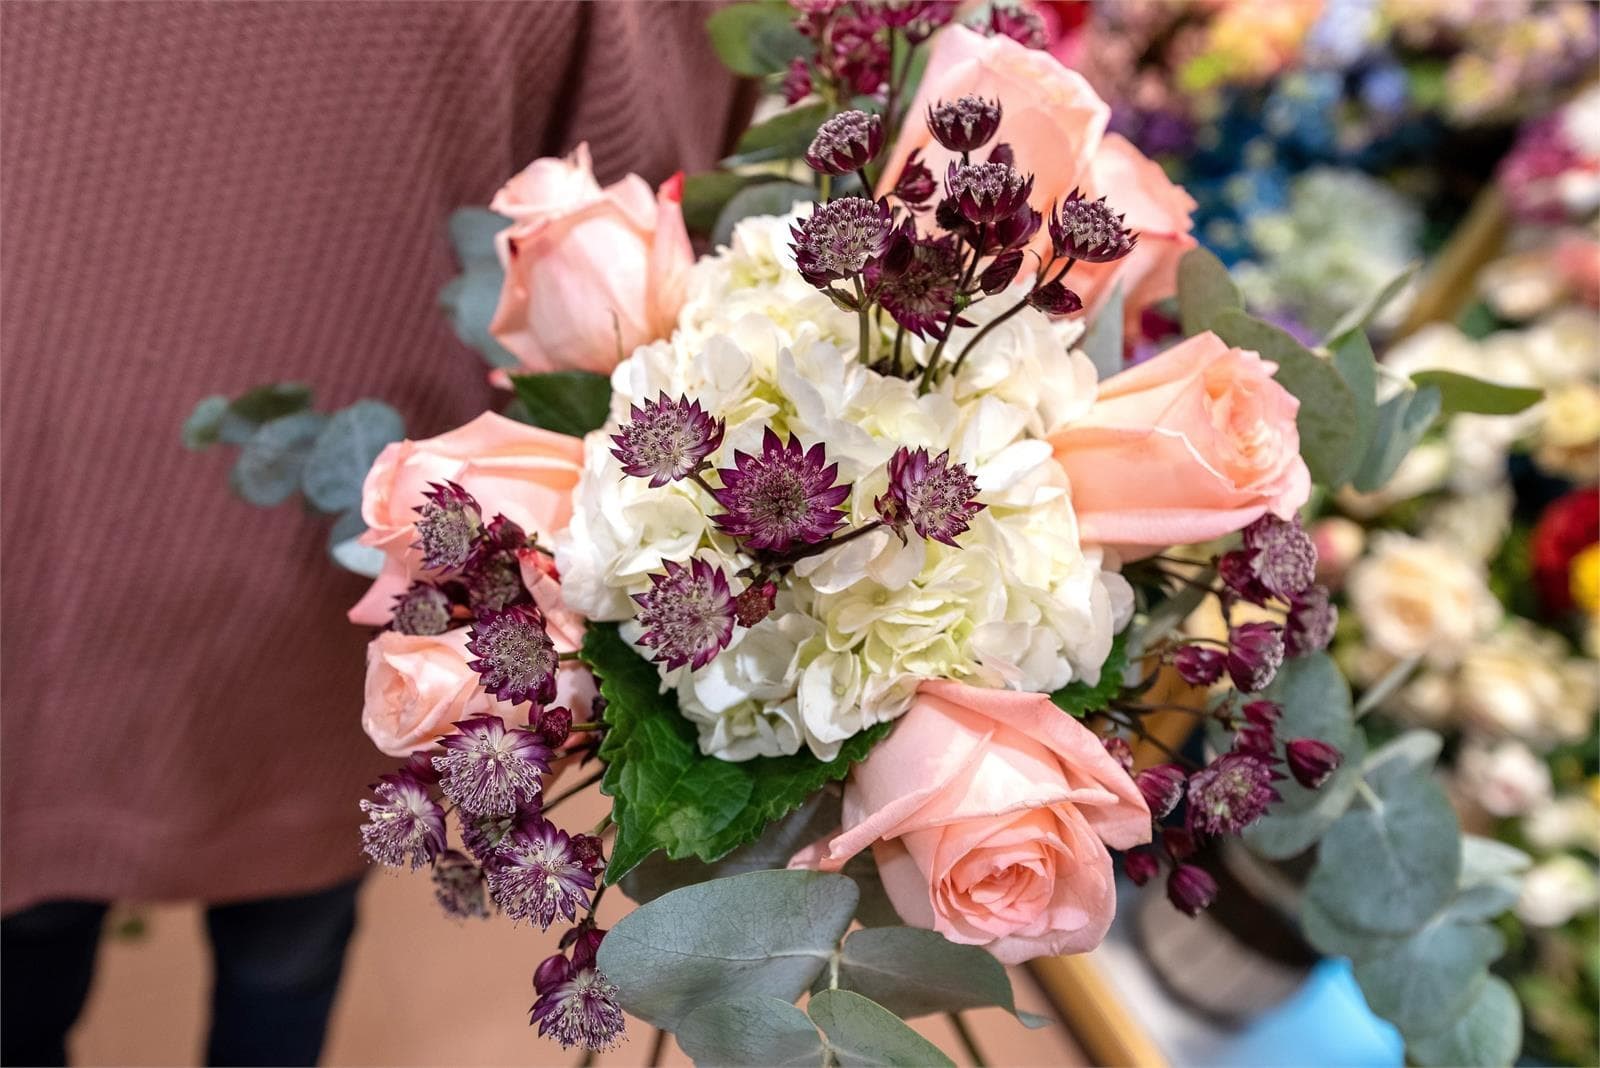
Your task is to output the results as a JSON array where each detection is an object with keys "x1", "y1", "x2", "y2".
[{"x1": 0, "y1": 0, "x2": 750, "y2": 913}]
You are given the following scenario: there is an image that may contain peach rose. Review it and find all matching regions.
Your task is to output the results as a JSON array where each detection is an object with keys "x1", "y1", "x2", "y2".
[
  {"x1": 488, "y1": 143, "x2": 692, "y2": 375},
  {"x1": 362, "y1": 629, "x2": 500, "y2": 756},
  {"x1": 349, "y1": 412, "x2": 584, "y2": 626},
  {"x1": 1049, "y1": 331, "x2": 1310, "y2": 557},
  {"x1": 876, "y1": 26, "x2": 1194, "y2": 335},
  {"x1": 793, "y1": 681, "x2": 1149, "y2": 963}
]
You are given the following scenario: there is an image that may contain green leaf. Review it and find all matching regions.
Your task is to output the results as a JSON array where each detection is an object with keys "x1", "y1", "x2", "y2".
[
  {"x1": 1361, "y1": 729, "x2": 1442, "y2": 779},
  {"x1": 1299, "y1": 894, "x2": 1403, "y2": 960},
  {"x1": 596, "y1": 869, "x2": 858, "y2": 1031},
  {"x1": 1081, "y1": 283, "x2": 1124, "y2": 379},
  {"x1": 705, "y1": 2, "x2": 810, "y2": 77},
  {"x1": 1405, "y1": 976, "x2": 1521, "y2": 1068},
  {"x1": 445, "y1": 206, "x2": 506, "y2": 269},
  {"x1": 833, "y1": 927, "x2": 1041, "y2": 1026},
  {"x1": 300, "y1": 400, "x2": 404, "y2": 513},
  {"x1": 1306, "y1": 761, "x2": 1462, "y2": 936},
  {"x1": 440, "y1": 208, "x2": 520, "y2": 369},
  {"x1": 713, "y1": 182, "x2": 816, "y2": 247},
  {"x1": 219, "y1": 382, "x2": 313, "y2": 444},
  {"x1": 585, "y1": 623, "x2": 889, "y2": 879},
  {"x1": 230, "y1": 411, "x2": 326, "y2": 507},
  {"x1": 682, "y1": 171, "x2": 757, "y2": 235},
  {"x1": 1210, "y1": 310, "x2": 1359, "y2": 485},
  {"x1": 724, "y1": 103, "x2": 832, "y2": 168},
  {"x1": 328, "y1": 507, "x2": 384, "y2": 577},
  {"x1": 1410, "y1": 370, "x2": 1543, "y2": 416},
  {"x1": 807, "y1": 990, "x2": 955, "y2": 1068},
  {"x1": 1177, "y1": 247, "x2": 1243, "y2": 336},
  {"x1": 1350, "y1": 384, "x2": 1441, "y2": 493},
  {"x1": 182, "y1": 395, "x2": 229, "y2": 450},
  {"x1": 1049, "y1": 631, "x2": 1127, "y2": 717},
  {"x1": 676, "y1": 995, "x2": 824, "y2": 1067},
  {"x1": 1447, "y1": 836, "x2": 1530, "y2": 923},
  {"x1": 1352, "y1": 916, "x2": 1504, "y2": 1037},
  {"x1": 508, "y1": 371, "x2": 612, "y2": 437},
  {"x1": 1327, "y1": 331, "x2": 1378, "y2": 486},
  {"x1": 1324, "y1": 262, "x2": 1419, "y2": 348}
]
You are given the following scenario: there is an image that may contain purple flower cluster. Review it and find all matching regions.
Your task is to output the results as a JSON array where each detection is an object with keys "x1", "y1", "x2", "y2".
[
  {"x1": 530, "y1": 926, "x2": 624, "y2": 1051},
  {"x1": 788, "y1": 2, "x2": 958, "y2": 102}
]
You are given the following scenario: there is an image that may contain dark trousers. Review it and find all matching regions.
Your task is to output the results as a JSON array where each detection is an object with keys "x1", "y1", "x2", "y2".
[{"x1": 0, "y1": 879, "x2": 360, "y2": 1067}]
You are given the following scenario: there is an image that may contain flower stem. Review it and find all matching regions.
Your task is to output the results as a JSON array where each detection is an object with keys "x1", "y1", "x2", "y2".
[
  {"x1": 947, "y1": 294, "x2": 1030, "y2": 379},
  {"x1": 948, "y1": 1013, "x2": 988, "y2": 1067},
  {"x1": 854, "y1": 275, "x2": 871, "y2": 363},
  {"x1": 541, "y1": 770, "x2": 603, "y2": 813}
]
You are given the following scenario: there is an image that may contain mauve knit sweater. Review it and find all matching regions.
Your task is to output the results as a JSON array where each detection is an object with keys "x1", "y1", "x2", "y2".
[{"x1": 0, "y1": 1, "x2": 749, "y2": 913}]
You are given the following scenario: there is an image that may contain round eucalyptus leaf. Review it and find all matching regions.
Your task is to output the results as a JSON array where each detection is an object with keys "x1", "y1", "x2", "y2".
[
  {"x1": 675, "y1": 995, "x2": 823, "y2": 1067},
  {"x1": 807, "y1": 990, "x2": 955, "y2": 1068},
  {"x1": 328, "y1": 508, "x2": 384, "y2": 578},
  {"x1": 1352, "y1": 917, "x2": 1503, "y2": 1036},
  {"x1": 182, "y1": 395, "x2": 229, "y2": 450},
  {"x1": 230, "y1": 411, "x2": 326, "y2": 507},
  {"x1": 1361, "y1": 729, "x2": 1443, "y2": 780},
  {"x1": 301, "y1": 400, "x2": 405, "y2": 513},
  {"x1": 834, "y1": 927, "x2": 1036, "y2": 1025},
  {"x1": 1405, "y1": 976, "x2": 1521, "y2": 1068},
  {"x1": 1299, "y1": 894, "x2": 1402, "y2": 960}
]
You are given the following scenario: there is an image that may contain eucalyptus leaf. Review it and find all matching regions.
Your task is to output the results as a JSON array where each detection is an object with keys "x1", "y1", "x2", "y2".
[
  {"x1": 683, "y1": 171, "x2": 759, "y2": 235},
  {"x1": 1410, "y1": 370, "x2": 1542, "y2": 416},
  {"x1": 1360, "y1": 729, "x2": 1443, "y2": 779},
  {"x1": 1327, "y1": 331, "x2": 1377, "y2": 485},
  {"x1": 508, "y1": 371, "x2": 612, "y2": 437},
  {"x1": 833, "y1": 927, "x2": 1040, "y2": 1026},
  {"x1": 1352, "y1": 916, "x2": 1503, "y2": 1037},
  {"x1": 807, "y1": 990, "x2": 955, "y2": 1068},
  {"x1": 328, "y1": 507, "x2": 385, "y2": 577},
  {"x1": 301, "y1": 400, "x2": 405, "y2": 513},
  {"x1": 675, "y1": 995, "x2": 824, "y2": 1067},
  {"x1": 446, "y1": 207, "x2": 508, "y2": 268},
  {"x1": 182, "y1": 395, "x2": 229, "y2": 450},
  {"x1": 1299, "y1": 894, "x2": 1403, "y2": 960},
  {"x1": 1351, "y1": 384, "x2": 1441, "y2": 493},
  {"x1": 1080, "y1": 283, "x2": 1124, "y2": 379},
  {"x1": 440, "y1": 266, "x2": 521, "y2": 370},
  {"x1": 706, "y1": 2, "x2": 810, "y2": 77},
  {"x1": 1176, "y1": 247, "x2": 1243, "y2": 336},
  {"x1": 713, "y1": 182, "x2": 816, "y2": 247},
  {"x1": 597, "y1": 869, "x2": 859, "y2": 1031},
  {"x1": 219, "y1": 382, "x2": 313, "y2": 444},
  {"x1": 1210, "y1": 310, "x2": 1359, "y2": 485},
  {"x1": 1405, "y1": 976, "x2": 1521, "y2": 1068},
  {"x1": 1324, "y1": 262, "x2": 1419, "y2": 347},
  {"x1": 230, "y1": 411, "x2": 326, "y2": 507},
  {"x1": 1244, "y1": 731, "x2": 1364, "y2": 860}
]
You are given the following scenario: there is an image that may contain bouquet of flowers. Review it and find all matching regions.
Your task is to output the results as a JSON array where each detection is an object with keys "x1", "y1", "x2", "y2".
[{"x1": 185, "y1": 3, "x2": 1545, "y2": 1064}]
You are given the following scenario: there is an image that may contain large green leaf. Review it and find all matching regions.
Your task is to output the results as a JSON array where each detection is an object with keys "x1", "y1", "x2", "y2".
[
  {"x1": 1211, "y1": 309, "x2": 1359, "y2": 485},
  {"x1": 1176, "y1": 247, "x2": 1243, "y2": 336},
  {"x1": 676, "y1": 995, "x2": 824, "y2": 1067},
  {"x1": 1409, "y1": 370, "x2": 1543, "y2": 416},
  {"x1": 682, "y1": 171, "x2": 759, "y2": 235},
  {"x1": 807, "y1": 990, "x2": 955, "y2": 1068},
  {"x1": 713, "y1": 181, "x2": 816, "y2": 247},
  {"x1": 1327, "y1": 331, "x2": 1378, "y2": 486},
  {"x1": 585, "y1": 623, "x2": 889, "y2": 879},
  {"x1": 705, "y1": 2, "x2": 810, "y2": 77},
  {"x1": 1323, "y1": 262, "x2": 1419, "y2": 348},
  {"x1": 218, "y1": 382, "x2": 313, "y2": 444},
  {"x1": 1350, "y1": 383, "x2": 1441, "y2": 492},
  {"x1": 1352, "y1": 916, "x2": 1503, "y2": 1037},
  {"x1": 832, "y1": 927, "x2": 1042, "y2": 1026},
  {"x1": 1405, "y1": 976, "x2": 1521, "y2": 1068},
  {"x1": 724, "y1": 103, "x2": 832, "y2": 168},
  {"x1": 508, "y1": 371, "x2": 612, "y2": 437},
  {"x1": 597, "y1": 869, "x2": 858, "y2": 1031},
  {"x1": 230, "y1": 411, "x2": 326, "y2": 507},
  {"x1": 300, "y1": 400, "x2": 404, "y2": 513},
  {"x1": 1049, "y1": 630, "x2": 1127, "y2": 717}
]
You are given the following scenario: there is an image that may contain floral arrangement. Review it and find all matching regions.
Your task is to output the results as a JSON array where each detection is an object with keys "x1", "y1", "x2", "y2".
[{"x1": 185, "y1": 3, "x2": 1546, "y2": 1064}]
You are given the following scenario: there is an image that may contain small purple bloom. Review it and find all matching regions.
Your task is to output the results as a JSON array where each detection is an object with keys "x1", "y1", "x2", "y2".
[
  {"x1": 461, "y1": 807, "x2": 543, "y2": 867},
  {"x1": 1048, "y1": 190, "x2": 1138, "y2": 263},
  {"x1": 358, "y1": 771, "x2": 446, "y2": 870},
  {"x1": 1285, "y1": 738, "x2": 1342, "y2": 790},
  {"x1": 1171, "y1": 644, "x2": 1227, "y2": 686},
  {"x1": 1241, "y1": 699, "x2": 1281, "y2": 728},
  {"x1": 413, "y1": 481, "x2": 483, "y2": 572},
  {"x1": 1125, "y1": 849, "x2": 1160, "y2": 886},
  {"x1": 926, "y1": 95, "x2": 1002, "y2": 153},
  {"x1": 1242, "y1": 515, "x2": 1317, "y2": 601},
  {"x1": 610, "y1": 393, "x2": 725, "y2": 488},
  {"x1": 529, "y1": 966, "x2": 626, "y2": 1052},
  {"x1": 781, "y1": 58, "x2": 813, "y2": 105},
  {"x1": 1167, "y1": 864, "x2": 1218, "y2": 916},
  {"x1": 1026, "y1": 281, "x2": 1083, "y2": 316},
  {"x1": 1186, "y1": 752, "x2": 1280, "y2": 837},
  {"x1": 432, "y1": 715, "x2": 553, "y2": 817},
  {"x1": 1102, "y1": 736, "x2": 1134, "y2": 774},
  {"x1": 563, "y1": 925, "x2": 607, "y2": 971},
  {"x1": 569, "y1": 834, "x2": 606, "y2": 874},
  {"x1": 805, "y1": 109, "x2": 884, "y2": 176},
  {"x1": 868, "y1": 234, "x2": 967, "y2": 339},
  {"x1": 461, "y1": 551, "x2": 526, "y2": 613},
  {"x1": 391, "y1": 582, "x2": 452, "y2": 636},
  {"x1": 1217, "y1": 548, "x2": 1272, "y2": 605},
  {"x1": 790, "y1": 197, "x2": 893, "y2": 288},
  {"x1": 892, "y1": 149, "x2": 937, "y2": 209},
  {"x1": 632, "y1": 557, "x2": 737, "y2": 671},
  {"x1": 875, "y1": 447, "x2": 984, "y2": 547},
  {"x1": 466, "y1": 603, "x2": 558, "y2": 707},
  {"x1": 711, "y1": 429, "x2": 850, "y2": 553},
  {"x1": 1136, "y1": 764, "x2": 1187, "y2": 820},
  {"x1": 1226, "y1": 621, "x2": 1286, "y2": 693},
  {"x1": 1163, "y1": 826, "x2": 1198, "y2": 861},
  {"x1": 944, "y1": 161, "x2": 1033, "y2": 226},
  {"x1": 982, "y1": 1, "x2": 1047, "y2": 49},
  {"x1": 536, "y1": 705, "x2": 573, "y2": 748},
  {"x1": 432, "y1": 850, "x2": 490, "y2": 920},
  {"x1": 733, "y1": 579, "x2": 778, "y2": 629},
  {"x1": 1285, "y1": 586, "x2": 1338, "y2": 658},
  {"x1": 487, "y1": 819, "x2": 596, "y2": 929},
  {"x1": 980, "y1": 249, "x2": 1025, "y2": 294}
]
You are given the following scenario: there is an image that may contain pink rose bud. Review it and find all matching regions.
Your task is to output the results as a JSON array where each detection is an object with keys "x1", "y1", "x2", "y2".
[
  {"x1": 1167, "y1": 864, "x2": 1219, "y2": 916},
  {"x1": 533, "y1": 953, "x2": 571, "y2": 995},
  {"x1": 1136, "y1": 764, "x2": 1187, "y2": 820},
  {"x1": 1286, "y1": 738, "x2": 1342, "y2": 790},
  {"x1": 1125, "y1": 849, "x2": 1160, "y2": 886}
]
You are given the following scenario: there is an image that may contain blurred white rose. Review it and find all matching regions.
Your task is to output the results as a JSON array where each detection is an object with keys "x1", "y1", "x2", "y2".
[
  {"x1": 1524, "y1": 795, "x2": 1600, "y2": 854},
  {"x1": 1456, "y1": 737, "x2": 1553, "y2": 818},
  {"x1": 1458, "y1": 622, "x2": 1600, "y2": 747},
  {"x1": 1516, "y1": 855, "x2": 1600, "y2": 928},
  {"x1": 1348, "y1": 533, "x2": 1501, "y2": 667}
]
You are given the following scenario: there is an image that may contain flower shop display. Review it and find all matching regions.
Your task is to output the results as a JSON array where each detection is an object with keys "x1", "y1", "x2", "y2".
[{"x1": 183, "y1": 3, "x2": 1549, "y2": 1064}]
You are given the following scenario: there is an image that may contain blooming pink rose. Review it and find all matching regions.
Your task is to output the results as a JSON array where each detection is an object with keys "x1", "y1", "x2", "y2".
[
  {"x1": 348, "y1": 412, "x2": 584, "y2": 626},
  {"x1": 361, "y1": 629, "x2": 500, "y2": 756},
  {"x1": 792, "y1": 681, "x2": 1149, "y2": 964},
  {"x1": 876, "y1": 26, "x2": 1194, "y2": 334},
  {"x1": 1049, "y1": 331, "x2": 1311, "y2": 558},
  {"x1": 488, "y1": 143, "x2": 692, "y2": 375}
]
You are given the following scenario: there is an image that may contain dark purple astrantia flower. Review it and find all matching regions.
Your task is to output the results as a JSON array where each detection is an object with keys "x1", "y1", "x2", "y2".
[
  {"x1": 460, "y1": 807, "x2": 543, "y2": 866},
  {"x1": 1227, "y1": 621, "x2": 1286, "y2": 693},
  {"x1": 1285, "y1": 738, "x2": 1342, "y2": 789},
  {"x1": 1049, "y1": 190, "x2": 1138, "y2": 263},
  {"x1": 868, "y1": 233, "x2": 967, "y2": 339},
  {"x1": 632, "y1": 557, "x2": 737, "y2": 671},
  {"x1": 487, "y1": 819, "x2": 596, "y2": 929},
  {"x1": 1171, "y1": 643, "x2": 1226, "y2": 686},
  {"x1": 791, "y1": 196, "x2": 893, "y2": 287},
  {"x1": 1167, "y1": 863, "x2": 1218, "y2": 916},
  {"x1": 944, "y1": 161, "x2": 1033, "y2": 225},
  {"x1": 1243, "y1": 514, "x2": 1317, "y2": 600},
  {"x1": 1125, "y1": 849, "x2": 1160, "y2": 886},
  {"x1": 782, "y1": 58, "x2": 813, "y2": 105},
  {"x1": 1285, "y1": 585, "x2": 1338, "y2": 657},
  {"x1": 733, "y1": 579, "x2": 777, "y2": 629},
  {"x1": 358, "y1": 771, "x2": 446, "y2": 870},
  {"x1": 1136, "y1": 763, "x2": 1187, "y2": 820},
  {"x1": 391, "y1": 582, "x2": 452, "y2": 636},
  {"x1": 432, "y1": 850, "x2": 490, "y2": 920},
  {"x1": 983, "y1": 1, "x2": 1047, "y2": 48},
  {"x1": 712, "y1": 429, "x2": 850, "y2": 553},
  {"x1": 805, "y1": 109, "x2": 884, "y2": 176},
  {"x1": 926, "y1": 95, "x2": 1002, "y2": 153},
  {"x1": 466, "y1": 603, "x2": 558, "y2": 707},
  {"x1": 892, "y1": 149, "x2": 937, "y2": 209},
  {"x1": 413, "y1": 481, "x2": 483, "y2": 571},
  {"x1": 875, "y1": 447, "x2": 984, "y2": 546},
  {"x1": 881, "y1": 0, "x2": 956, "y2": 43},
  {"x1": 1026, "y1": 281, "x2": 1082, "y2": 315},
  {"x1": 432, "y1": 715, "x2": 554, "y2": 817},
  {"x1": 1186, "y1": 752, "x2": 1280, "y2": 836},
  {"x1": 529, "y1": 960, "x2": 626, "y2": 1052},
  {"x1": 610, "y1": 393, "x2": 725, "y2": 487},
  {"x1": 461, "y1": 551, "x2": 526, "y2": 613}
]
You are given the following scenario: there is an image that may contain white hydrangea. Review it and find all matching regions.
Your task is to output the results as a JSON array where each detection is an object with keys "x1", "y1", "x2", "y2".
[{"x1": 556, "y1": 212, "x2": 1130, "y2": 761}]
